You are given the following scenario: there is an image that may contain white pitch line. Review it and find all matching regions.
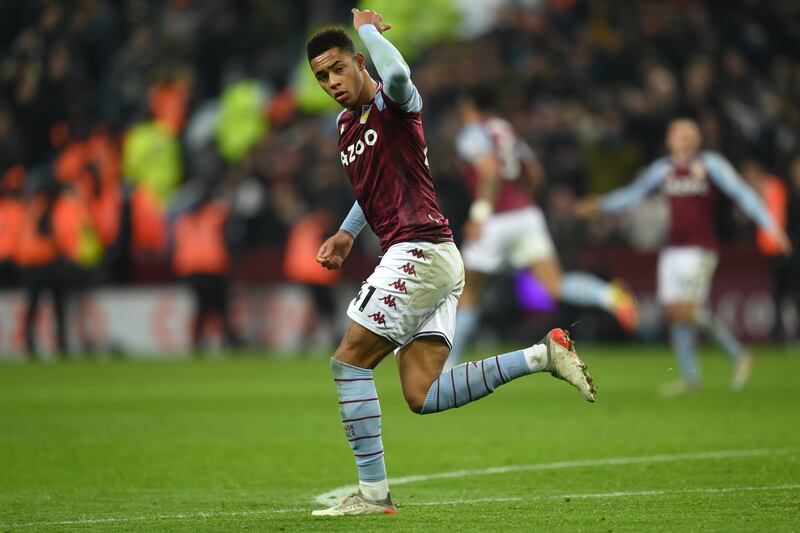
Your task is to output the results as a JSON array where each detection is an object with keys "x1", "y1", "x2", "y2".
[
  {"x1": 2, "y1": 483, "x2": 799, "y2": 529},
  {"x1": 405, "y1": 484, "x2": 800, "y2": 507},
  {"x1": 314, "y1": 447, "x2": 799, "y2": 504},
  {"x1": 2, "y1": 447, "x2": 797, "y2": 529}
]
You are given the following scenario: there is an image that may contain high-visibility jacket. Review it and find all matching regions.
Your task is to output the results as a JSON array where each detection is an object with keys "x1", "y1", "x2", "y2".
[
  {"x1": 52, "y1": 192, "x2": 103, "y2": 267},
  {"x1": 14, "y1": 196, "x2": 59, "y2": 267},
  {"x1": 173, "y1": 202, "x2": 230, "y2": 276},
  {"x1": 756, "y1": 176, "x2": 788, "y2": 256},
  {"x1": 283, "y1": 210, "x2": 340, "y2": 285},
  {"x1": 0, "y1": 197, "x2": 24, "y2": 262},
  {"x1": 131, "y1": 185, "x2": 167, "y2": 255}
]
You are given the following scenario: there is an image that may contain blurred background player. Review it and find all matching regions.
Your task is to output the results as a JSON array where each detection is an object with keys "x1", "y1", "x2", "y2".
[
  {"x1": 447, "y1": 87, "x2": 638, "y2": 367},
  {"x1": 577, "y1": 119, "x2": 792, "y2": 396}
]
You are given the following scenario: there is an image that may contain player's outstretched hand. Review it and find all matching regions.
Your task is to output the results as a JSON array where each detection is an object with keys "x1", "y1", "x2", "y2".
[
  {"x1": 317, "y1": 229, "x2": 355, "y2": 270},
  {"x1": 772, "y1": 227, "x2": 794, "y2": 256},
  {"x1": 352, "y1": 8, "x2": 392, "y2": 33},
  {"x1": 574, "y1": 197, "x2": 601, "y2": 218}
]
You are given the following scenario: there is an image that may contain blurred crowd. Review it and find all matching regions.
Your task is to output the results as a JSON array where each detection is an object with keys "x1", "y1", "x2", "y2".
[{"x1": 1, "y1": 0, "x2": 799, "y2": 352}]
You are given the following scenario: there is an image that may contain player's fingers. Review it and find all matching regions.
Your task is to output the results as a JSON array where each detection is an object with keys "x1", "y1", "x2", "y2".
[
  {"x1": 316, "y1": 242, "x2": 331, "y2": 261},
  {"x1": 381, "y1": 23, "x2": 392, "y2": 31},
  {"x1": 351, "y1": 8, "x2": 360, "y2": 15}
]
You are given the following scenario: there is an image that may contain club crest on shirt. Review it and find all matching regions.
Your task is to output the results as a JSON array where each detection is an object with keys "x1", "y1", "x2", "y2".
[{"x1": 360, "y1": 105, "x2": 372, "y2": 124}]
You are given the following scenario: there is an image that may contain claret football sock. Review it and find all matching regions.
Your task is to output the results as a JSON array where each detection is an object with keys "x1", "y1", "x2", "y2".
[
  {"x1": 330, "y1": 358, "x2": 388, "y2": 487},
  {"x1": 696, "y1": 311, "x2": 743, "y2": 361},
  {"x1": 420, "y1": 349, "x2": 532, "y2": 414}
]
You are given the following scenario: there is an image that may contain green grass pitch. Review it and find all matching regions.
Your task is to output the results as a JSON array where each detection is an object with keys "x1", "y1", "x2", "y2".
[{"x1": 1, "y1": 345, "x2": 798, "y2": 531}]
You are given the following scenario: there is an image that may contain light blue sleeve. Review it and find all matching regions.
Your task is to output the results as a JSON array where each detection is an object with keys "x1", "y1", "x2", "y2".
[
  {"x1": 702, "y1": 151, "x2": 776, "y2": 231},
  {"x1": 600, "y1": 158, "x2": 669, "y2": 213},
  {"x1": 456, "y1": 125, "x2": 493, "y2": 163},
  {"x1": 357, "y1": 24, "x2": 422, "y2": 113},
  {"x1": 339, "y1": 201, "x2": 367, "y2": 238}
]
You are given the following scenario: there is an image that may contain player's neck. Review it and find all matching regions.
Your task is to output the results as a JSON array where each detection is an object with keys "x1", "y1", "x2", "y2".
[
  {"x1": 349, "y1": 75, "x2": 378, "y2": 111},
  {"x1": 672, "y1": 152, "x2": 697, "y2": 164}
]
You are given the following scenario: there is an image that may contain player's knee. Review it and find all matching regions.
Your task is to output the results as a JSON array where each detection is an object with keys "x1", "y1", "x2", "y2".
[
  {"x1": 402, "y1": 382, "x2": 432, "y2": 414},
  {"x1": 404, "y1": 391, "x2": 426, "y2": 414}
]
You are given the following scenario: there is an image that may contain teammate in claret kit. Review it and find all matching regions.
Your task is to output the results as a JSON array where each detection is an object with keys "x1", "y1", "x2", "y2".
[
  {"x1": 577, "y1": 118, "x2": 792, "y2": 396},
  {"x1": 306, "y1": 8, "x2": 596, "y2": 516},
  {"x1": 447, "y1": 88, "x2": 639, "y2": 369}
]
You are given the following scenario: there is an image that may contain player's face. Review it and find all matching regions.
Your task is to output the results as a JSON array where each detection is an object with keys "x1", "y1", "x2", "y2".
[
  {"x1": 310, "y1": 47, "x2": 365, "y2": 109},
  {"x1": 666, "y1": 121, "x2": 701, "y2": 158}
]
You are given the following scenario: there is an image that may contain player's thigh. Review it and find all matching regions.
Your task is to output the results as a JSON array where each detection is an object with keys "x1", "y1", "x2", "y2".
[
  {"x1": 395, "y1": 335, "x2": 451, "y2": 412},
  {"x1": 509, "y1": 207, "x2": 557, "y2": 270},
  {"x1": 530, "y1": 257, "x2": 563, "y2": 298},
  {"x1": 665, "y1": 302, "x2": 699, "y2": 322},
  {"x1": 333, "y1": 320, "x2": 396, "y2": 369},
  {"x1": 347, "y1": 241, "x2": 463, "y2": 350},
  {"x1": 461, "y1": 218, "x2": 507, "y2": 275},
  {"x1": 657, "y1": 247, "x2": 718, "y2": 306}
]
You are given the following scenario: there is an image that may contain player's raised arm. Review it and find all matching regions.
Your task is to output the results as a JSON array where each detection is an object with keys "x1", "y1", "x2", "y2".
[
  {"x1": 600, "y1": 158, "x2": 670, "y2": 213},
  {"x1": 702, "y1": 151, "x2": 792, "y2": 254},
  {"x1": 352, "y1": 8, "x2": 422, "y2": 112}
]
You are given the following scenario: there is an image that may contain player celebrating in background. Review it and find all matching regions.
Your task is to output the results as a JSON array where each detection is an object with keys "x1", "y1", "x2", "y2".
[
  {"x1": 447, "y1": 88, "x2": 639, "y2": 368},
  {"x1": 577, "y1": 118, "x2": 791, "y2": 396},
  {"x1": 306, "y1": 8, "x2": 595, "y2": 516}
]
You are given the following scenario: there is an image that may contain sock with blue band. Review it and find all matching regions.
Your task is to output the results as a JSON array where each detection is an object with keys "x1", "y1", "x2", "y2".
[
  {"x1": 330, "y1": 358, "x2": 388, "y2": 499},
  {"x1": 560, "y1": 272, "x2": 614, "y2": 310},
  {"x1": 671, "y1": 321, "x2": 701, "y2": 385},
  {"x1": 696, "y1": 311, "x2": 743, "y2": 361},
  {"x1": 420, "y1": 346, "x2": 547, "y2": 414}
]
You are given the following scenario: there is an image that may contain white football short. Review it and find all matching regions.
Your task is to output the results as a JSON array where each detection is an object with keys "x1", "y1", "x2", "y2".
[
  {"x1": 461, "y1": 206, "x2": 555, "y2": 274},
  {"x1": 347, "y1": 241, "x2": 465, "y2": 349},
  {"x1": 657, "y1": 246, "x2": 719, "y2": 305}
]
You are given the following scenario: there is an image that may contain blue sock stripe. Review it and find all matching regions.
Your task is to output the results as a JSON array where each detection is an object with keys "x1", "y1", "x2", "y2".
[
  {"x1": 465, "y1": 363, "x2": 473, "y2": 401},
  {"x1": 421, "y1": 350, "x2": 531, "y2": 414},
  {"x1": 480, "y1": 360, "x2": 492, "y2": 395}
]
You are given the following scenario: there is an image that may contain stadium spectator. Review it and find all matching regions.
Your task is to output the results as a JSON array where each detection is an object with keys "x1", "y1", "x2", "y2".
[
  {"x1": 740, "y1": 158, "x2": 793, "y2": 343},
  {"x1": 16, "y1": 171, "x2": 68, "y2": 356},
  {"x1": 172, "y1": 182, "x2": 242, "y2": 351}
]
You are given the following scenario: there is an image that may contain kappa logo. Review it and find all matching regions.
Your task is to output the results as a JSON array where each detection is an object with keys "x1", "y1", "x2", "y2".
[
  {"x1": 407, "y1": 248, "x2": 426, "y2": 260},
  {"x1": 401, "y1": 262, "x2": 417, "y2": 277},
  {"x1": 390, "y1": 279, "x2": 407, "y2": 293},
  {"x1": 369, "y1": 312, "x2": 387, "y2": 326},
  {"x1": 380, "y1": 295, "x2": 397, "y2": 309},
  {"x1": 340, "y1": 129, "x2": 378, "y2": 167},
  {"x1": 344, "y1": 423, "x2": 356, "y2": 439}
]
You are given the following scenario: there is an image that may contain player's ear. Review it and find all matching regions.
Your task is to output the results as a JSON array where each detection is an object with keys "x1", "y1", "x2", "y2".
[{"x1": 354, "y1": 52, "x2": 366, "y2": 71}]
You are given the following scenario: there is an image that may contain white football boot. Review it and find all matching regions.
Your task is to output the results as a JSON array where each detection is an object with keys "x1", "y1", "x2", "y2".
[
  {"x1": 311, "y1": 491, "x2": 397, "y2": 516},
  {"x1": 541, "y1": 328, "x2": 596, "y2": 402}
]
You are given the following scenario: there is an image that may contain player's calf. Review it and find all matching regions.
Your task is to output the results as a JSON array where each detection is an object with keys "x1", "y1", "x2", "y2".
[{"x1": 411, "y1": 328, "x2": 595, "y2": 415}]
